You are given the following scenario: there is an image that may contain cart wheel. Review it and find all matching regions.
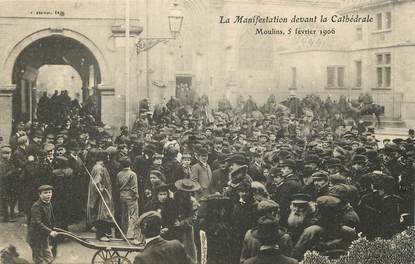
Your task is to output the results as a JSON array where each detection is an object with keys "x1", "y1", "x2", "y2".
[
  {"x1": 91, "y1": 250, "x2": 119, "y2": 264},
  {"x1": 105, "y1": 256, "x2": 132, "y2": 264}
]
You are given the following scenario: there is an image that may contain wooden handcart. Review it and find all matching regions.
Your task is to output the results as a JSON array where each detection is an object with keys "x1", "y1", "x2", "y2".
[{"x1": 53, "y1": 228, "x2": 144, "y2": 264}]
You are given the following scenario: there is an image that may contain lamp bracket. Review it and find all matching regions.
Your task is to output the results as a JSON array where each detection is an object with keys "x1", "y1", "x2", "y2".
[{"x1": 136, "y1": 38, "x2": 174, "y2": 54}]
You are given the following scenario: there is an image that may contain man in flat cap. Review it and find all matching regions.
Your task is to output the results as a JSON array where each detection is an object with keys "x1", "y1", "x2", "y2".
[
  {"x1": 287, "y1": 193, "x2": 315, "y2": 244},
  {"x1": 133, "y1": 211, "x2": 192, "y2": 264},
  {"x1": 27, "y1": 185, "x2": 58, "y2": 264}
]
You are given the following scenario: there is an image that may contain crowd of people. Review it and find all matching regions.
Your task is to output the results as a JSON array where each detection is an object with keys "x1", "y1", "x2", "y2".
[{"x1": 0, "y1": 90, "x2": 414, "y2": 264}]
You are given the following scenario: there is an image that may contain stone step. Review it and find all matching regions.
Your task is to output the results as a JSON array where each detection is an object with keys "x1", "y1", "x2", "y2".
[
  {"x1": 376, "y1": 127, "x2": 409, "y2": 136},
  {"x1": 379, "y1": 120, "x2": 407, "y2": 128},
  {"x1": 345, "y1": 118, "x2": 406, "y2": 128}
]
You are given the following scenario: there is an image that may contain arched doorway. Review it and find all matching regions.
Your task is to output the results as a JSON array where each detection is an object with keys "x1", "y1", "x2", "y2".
[{"x1": 11, "y1": 35, "x2": 102, "y2": 124}]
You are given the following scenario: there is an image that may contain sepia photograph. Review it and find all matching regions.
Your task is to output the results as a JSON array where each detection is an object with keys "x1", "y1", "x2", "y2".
[{"x1": 0, "y1": 0, "x2": 414, "y2": 263}]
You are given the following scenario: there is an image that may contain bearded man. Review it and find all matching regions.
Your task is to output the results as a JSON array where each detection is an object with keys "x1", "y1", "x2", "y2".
[{"x1": 287, "y1": 194, "x2": 315, "y2": 245}]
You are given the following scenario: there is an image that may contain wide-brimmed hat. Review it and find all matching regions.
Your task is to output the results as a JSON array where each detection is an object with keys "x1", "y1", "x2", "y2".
[{"x1": 175, "y1": 179, "x2": 201, "y2": 192}]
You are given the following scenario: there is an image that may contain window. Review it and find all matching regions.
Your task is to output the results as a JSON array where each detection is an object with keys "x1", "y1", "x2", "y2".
[
  {"x1": 327, "y1": 67, "x2": 335, "y2": 87},
  {"x1": 356, "y1": 26, "x2": 363, "y2": 40},
  {"x1": 355, "y1": 61, "x2": 362, "y2": 87},
  {"x1": 376, "y1": 13, "x2": 382, "y2": 30},
  {"x1": 290, "y1": 67, "x2": 297, "y2": 88},
  {"x1": 337, "y1": 67, "x2": 345, "y2": 87},
  {"x1": 375, "y1": 11, "x2": 392, "y2": 31},
  {"x1": 385, "y1": 12, "x2": 391, "y2": 29},
  {"x1": 376, "y1": 53, "x2": 391, "y2": 88},
  {"x1": 326, "y1": 66, "x2": 345, "y2": 88}
]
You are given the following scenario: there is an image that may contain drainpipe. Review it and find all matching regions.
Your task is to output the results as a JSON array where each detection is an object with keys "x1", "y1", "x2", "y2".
[{"x1": 125, "y1": 0, "x2": 130, "y2": 126}]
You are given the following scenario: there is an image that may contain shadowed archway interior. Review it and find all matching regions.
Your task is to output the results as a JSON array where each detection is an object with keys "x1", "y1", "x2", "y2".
[{"x1": 11, "y1": 35, "x2": 102, "y2": 123}]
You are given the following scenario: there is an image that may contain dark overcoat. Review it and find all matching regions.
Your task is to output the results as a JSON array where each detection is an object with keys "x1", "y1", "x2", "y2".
[{"x1": 133, "y1": 237, "x2": 192, "y2": 264}]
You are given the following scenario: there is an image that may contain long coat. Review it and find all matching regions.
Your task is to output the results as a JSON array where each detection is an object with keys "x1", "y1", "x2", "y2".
[
  {"x1": 52, "y1": 167, "x2": 74, "y2": 228},
  {"x1": 0, "y1": 159, "x2": 17, "y2": 201},
  {"x1": 86, "y1": 163, "x2": 114, "y2": 225},
  {"x1": 133, "y1": 237, "x2": 192, "y2": 264},
  {"x1": 191, "y1": 162, "x2": 212, "y2": 199}
]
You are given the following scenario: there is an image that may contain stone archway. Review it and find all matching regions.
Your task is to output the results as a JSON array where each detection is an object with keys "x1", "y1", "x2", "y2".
[
  {"x1": 1, "y1": 28, "x2": 111, "y2": 88},
  {"x1": 0, "y1": 28, "x2": 113, "y2": 142}
]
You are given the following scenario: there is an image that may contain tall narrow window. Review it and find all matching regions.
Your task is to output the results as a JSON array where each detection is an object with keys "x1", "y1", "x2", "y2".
[
  {"x1": 291, "y1": 67, "x2": 297, "y2": 88},
  {"x1": 355, "y1": 61, "x2": 362, "y2": 87},
  {"x1": 327, "y1": 67, "x2": 335, "y2": 87},
  {"x1": 376, "y1": 53, "x2": 391, "y2": 88},
  {"x1": 385, "y1": 11, "x2": 392, "y2": 29},
  {"x1": 337, "y1": 67, "x2": 345, "y2": 87},
  {"x1": 376, "y1": 13, "x2": 382, "y2": 30},
  {"x1": 327, "y1": 66, "x2": 345, "y2": 88}
]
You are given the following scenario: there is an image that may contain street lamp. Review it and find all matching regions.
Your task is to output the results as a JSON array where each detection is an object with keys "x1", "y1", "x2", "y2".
[{"x1": 136, "y1": 1, "x2": 183, "y2": 54}]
